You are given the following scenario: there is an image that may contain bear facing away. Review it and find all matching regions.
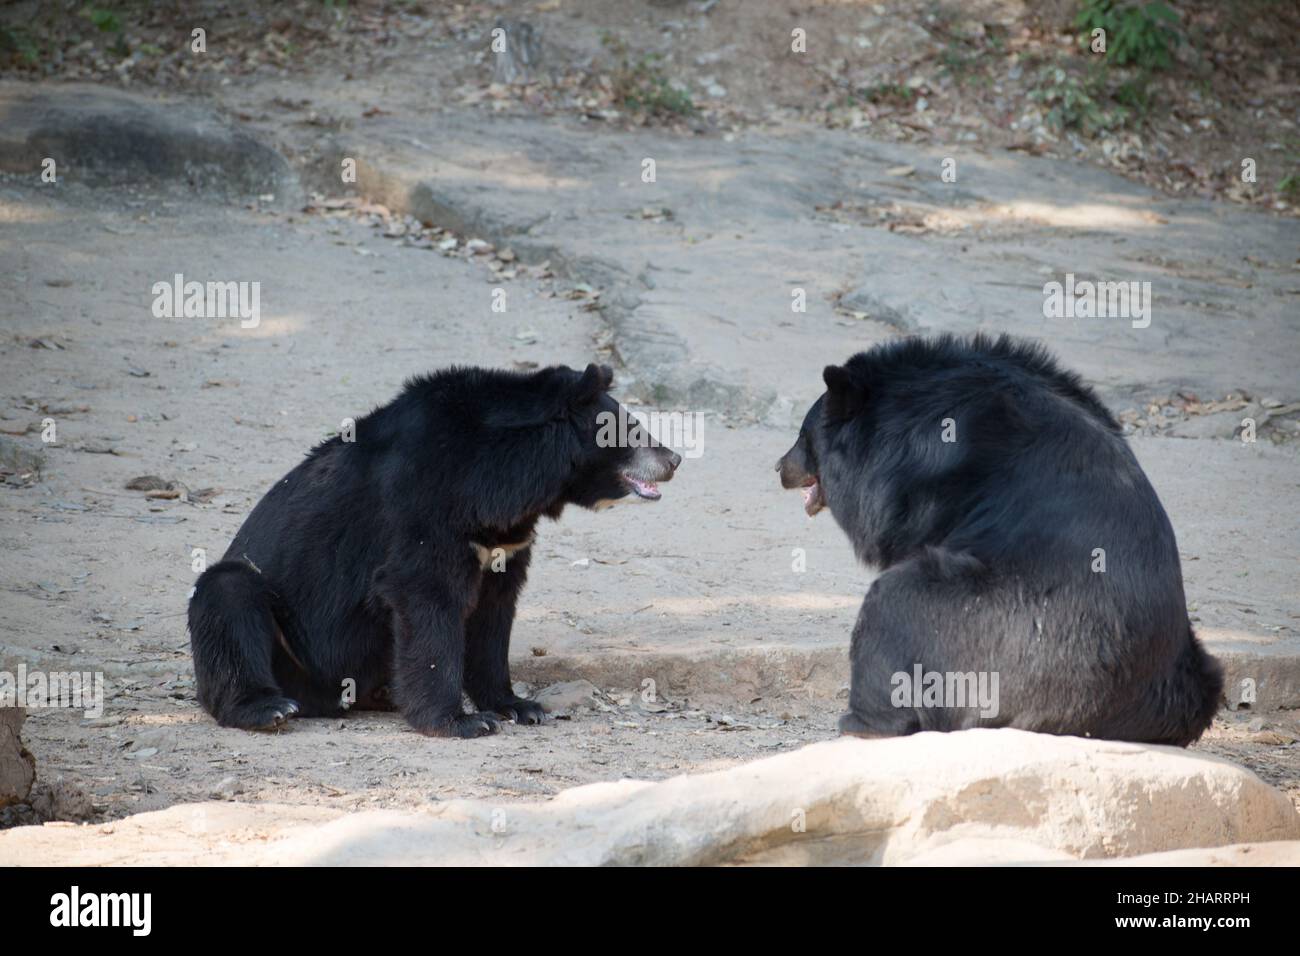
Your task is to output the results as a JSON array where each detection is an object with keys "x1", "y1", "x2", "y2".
[
  {"x1": 189, "y1": 363, "x2": 680, "y2": 738},
  {"x1": 777, "y1": 334, "x2": 1222, "y2": 746}
]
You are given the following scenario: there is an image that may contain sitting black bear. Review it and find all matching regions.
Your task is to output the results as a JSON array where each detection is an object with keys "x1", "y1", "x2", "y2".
[
  {"x1": 778, "y1": 334, "x2": 1222, "y2": 746},
  {"x1": 189, "y1": 363, "x2": 680, "y2": 738}
]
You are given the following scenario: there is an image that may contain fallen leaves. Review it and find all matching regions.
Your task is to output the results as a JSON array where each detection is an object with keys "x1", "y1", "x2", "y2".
[
  {"x1": 302, "y1": 194, "x2": 541, "y2": 284},
  {"x1": 124, "y1": 476, "x2": 221, "y2": 503}
]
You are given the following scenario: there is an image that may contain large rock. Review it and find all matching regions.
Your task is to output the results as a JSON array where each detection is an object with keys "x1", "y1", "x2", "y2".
[
  {"x1": 2, "y1": 730, "x2": 1297, "y2": 865},
  {"x1": 0, "y1": 82, "x2": 298, "y2": 202},
  {"x1": 0, "y1": 708, "x2": 36, "y2": 808}
]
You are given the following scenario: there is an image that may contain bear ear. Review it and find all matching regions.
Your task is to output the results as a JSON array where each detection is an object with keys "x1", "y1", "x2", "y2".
[
  {"x1": 822, "y1": 364, "x2": 867, "y2": 419},
  {"x1": 572, "y1": 363, "x2": 614, "y2": 406}
]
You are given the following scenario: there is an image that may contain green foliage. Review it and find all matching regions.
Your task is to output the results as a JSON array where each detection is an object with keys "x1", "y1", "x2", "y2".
[
  {"x1": 1113, "y1": 74, "x2": 1153, "y2": 119},
  {"x1": 80, "y1": 5, "x2": 123, "y2": 33},
  {"x1": 856, "y1": 82, "x2": 914, "y2": 107},
  {"x1": 1041, "y1": 2, "x2": 1184, "y2": 136},
  {"x1": 1279, "y1": 174, "x2": 1300, "y2": 201},
  {"x1": 602, "y1": 37, "x2": 695, "y2": 118},
  {"x1": 1032, "y1": 67, "x2": 1129, "y2": 135},
  {"x1": 79, "y1": 4, "x2": 130, "y2": 56},
  {"x1": 939, "y1": 41, "x2": 976, "y2": 81},
  {"x1": 0, "y1": 24, "x2": 40, "y2": 64},
  {"x1": 1075, "y1": 1, "x2": 1181, "y2": 71}
]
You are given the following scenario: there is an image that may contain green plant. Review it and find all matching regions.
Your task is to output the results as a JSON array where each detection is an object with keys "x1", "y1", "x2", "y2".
[
  {"x1": 1279, "y1": 174, "x2": 1300, "y2": 201},
  {"x1": 1113, "y1": 74, "x2": 1153, "y2": 119},
  {"x1": 939, "y1": 41, "x2": 976, "y2": 82},
  {"x1": 79, "y1": 3, "x2": 130, "y2": 57},
  {"x1": 857, "y1": 81, "x2": 914, "y2": 107},
  {"x1": 602, "y1": 37, "x2": 695, "y2": 118},
  {"x1": 80, "y1": 5, "x2": 123, "y2": 33},
  {"x1": 0, "y1": 24, "x2": 40, "y2": 64},
  {"x1": 1075, "y1": 1, "x2": 1181, "y2": 71},
  {"x1": 1032, "y1": 67, "x2": 1129, "y2": 135}
]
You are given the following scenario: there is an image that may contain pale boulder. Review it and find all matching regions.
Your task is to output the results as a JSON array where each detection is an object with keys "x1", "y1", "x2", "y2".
[{"x1": 2, "y1": 730, "x2": 1297, "y2": 866}]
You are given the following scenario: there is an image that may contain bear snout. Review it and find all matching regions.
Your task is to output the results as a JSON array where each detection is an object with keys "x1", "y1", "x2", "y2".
[{"x1": 776, "y1": 450, "x2": 812, "y2": 490}]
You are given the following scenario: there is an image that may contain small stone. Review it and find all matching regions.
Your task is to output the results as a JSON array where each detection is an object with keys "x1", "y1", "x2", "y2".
[
  {"x1": 1250, "y1": 731, "x2": 1295, "y2": 746},
  {"x1": 1166, "y1": 411, "x2": 1240, "y2": 440},
  {"x1": 211, "y1": 775, "x2": 241, "y2": 799},
  {"x1": 533, "y1": 679, "x2": 602, "y2": 713},
  {"x1": 80, "y1": 715, "x2": 123, "y2": 728}
]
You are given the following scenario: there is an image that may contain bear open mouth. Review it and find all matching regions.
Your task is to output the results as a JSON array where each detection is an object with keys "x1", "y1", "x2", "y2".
[
  {"x1": 801, "y1": 478, "x2": 825, "y2": 517},
  {"x1": 621, "y1": 474, "x2": 662, "y2": 501}
]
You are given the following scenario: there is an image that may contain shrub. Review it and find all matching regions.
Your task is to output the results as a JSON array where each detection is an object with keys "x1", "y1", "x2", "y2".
[{"x1": 1075, "y1": 1, "x2": 1182, "y2": 71}]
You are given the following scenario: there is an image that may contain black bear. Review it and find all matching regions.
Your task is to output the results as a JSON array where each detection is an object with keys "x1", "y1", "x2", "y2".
[
  {"x1": 777, "y1": 334, "x2": 1222, "y2": 746},
  {"x1": 189, "y1": 363, "x2": 680, "y2": 738}
]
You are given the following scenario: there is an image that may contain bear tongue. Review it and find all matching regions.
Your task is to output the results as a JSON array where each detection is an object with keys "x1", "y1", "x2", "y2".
[
  {"x1": 802, "y1": 479, "x2": 824, "y2": 516},
  {"x1": 629, "y1": 477, "x2": 661, "y2": 500}
]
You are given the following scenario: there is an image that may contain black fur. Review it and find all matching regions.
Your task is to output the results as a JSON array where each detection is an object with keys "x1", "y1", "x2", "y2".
[
  {"x1": 189, "y1": 363, "x2": 680, "y2": 738},
  {"x1": 778, "y1": 334, "x2": 1223, "y2": 746}
]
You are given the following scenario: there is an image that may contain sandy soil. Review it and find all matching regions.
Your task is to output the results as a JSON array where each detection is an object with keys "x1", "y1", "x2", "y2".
[
  {"x1": 0, "y1": 185, "x2": 852, "y2": 824},
  {"x1": 2, "y1": 183, "x2": 1297, "y2": 830}
]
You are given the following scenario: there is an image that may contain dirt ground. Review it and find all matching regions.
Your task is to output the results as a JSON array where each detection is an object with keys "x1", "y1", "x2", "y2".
[
  {"x1": 0, "y1": 188, "x2": 850, "y2": 825},
  {"x1": 2, "y1": 186, "x2": 1298, "y2": 829},
  {"x1": 3, "y1": 0, "x2": 1297, "y2": 211},
  {"x1": 1, "y1": 1, "x2": 1298, "y2": 838}
]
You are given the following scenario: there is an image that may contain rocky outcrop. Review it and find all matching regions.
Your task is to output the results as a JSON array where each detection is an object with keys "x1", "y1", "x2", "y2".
[
  {"x1": 3, "y1": 730, "x2": 1297, "y2": 865},
  {"x1": 0, "y1": 708, "x2": 36, "y2": 808},
  {"x1": 0, "y1": 82, "x2": 298, "y2": 203}
]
